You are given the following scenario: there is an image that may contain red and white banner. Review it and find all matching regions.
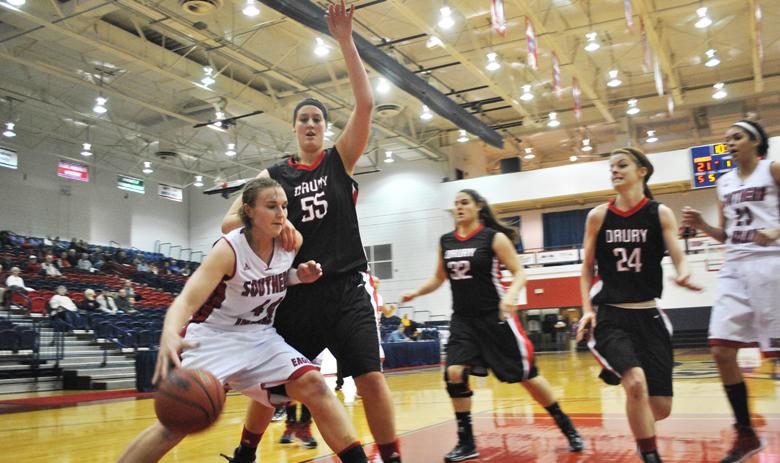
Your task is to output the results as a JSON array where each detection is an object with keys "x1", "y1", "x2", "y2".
[
  {"x1": 552, "y1": 53, "x2": 561, "y2": 97},
  {"x1": 640, "y1": 18, "x2": 651, "y2": 71},
  {"x1": 491, "y1": 0, "x2": 507, "y2": 36},
  {"x1": 624, "y1": 0, "x2": 634, "y2": 32},
  {"x1": 57, "y1": 160, "x2": 89, "y2": 182},
  {"x1": 526, "y1": 17, "x2": 538, "y2": 71},
  {"x1": 572, "y1": 77, "x2": 582, "y2": 120}
]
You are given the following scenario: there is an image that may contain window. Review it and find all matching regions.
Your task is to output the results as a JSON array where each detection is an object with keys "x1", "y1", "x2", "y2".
[
  {"x1": 542, "y1": 208, "x2": 591, "y2": 249},
  {"x1": 364, "y1": 244, "x2": 393, "y2": 280}
]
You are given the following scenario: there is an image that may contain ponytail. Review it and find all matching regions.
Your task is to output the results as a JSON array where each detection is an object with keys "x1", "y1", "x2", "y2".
[
  {"x1": 459, "y1": 189, "x2": 517, "y2": 241},
  {"x1": 612, "y1": 147, "x2": 655, "y2": 200}
]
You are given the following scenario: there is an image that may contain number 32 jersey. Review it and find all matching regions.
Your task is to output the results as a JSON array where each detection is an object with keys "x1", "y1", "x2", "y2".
[
  {"x1": 441, "y1": 225, "x2": 504, "y2": 317},
  {"x1": 268, "y1": 146, "x2": 367, "y2": 275},
  {"x1": 592, "y1": 198, "x2": 665, "y2": 305}
]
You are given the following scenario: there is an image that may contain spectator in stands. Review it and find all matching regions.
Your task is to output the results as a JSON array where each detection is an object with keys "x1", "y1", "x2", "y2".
[
  {"x1": 385, "y1": 324, "x2": 409, "y2": 343},
  {"x1": 161, "y1": 260, "x2": 172, "y2": 275},
  {"x1": 25, "y1": 255, "x2": 42, "y2": 274},
  {"x1": 149, "y1": 263, "x2": 159, "y2": 275},
  {"x1": 115, "y1": 250, "x2": 130, "y2": 265},
  {"x1": 65, "y1": 248, "x2": 79, "y2": 267},
  {"x1": 122, "y1": 279, "x2": 142, "y2": 301},
  {"x1": 92, "y1": 252, "x2": 105, "y2": 270},
  {"x1": 115, "y1": 288, "x2": 136, "y2": 314},
  {"x1": 57, "y1": 251, "x2": 71, "y2": 270},
  {"x1": 95, "y1": 289, "x2": 118, "y2": 315},
  {"x1": 0, "y1": 230, "x2": 12, "y2": 248},
  {"x1": 49, "y1": 285, "x2": 78, "y2": 320},
  {"x1": 3, "y1": 267, "x2": 33, "y2": 310},
  {"x1": 42, "y1": 254, "x2": 63, "y2": 277},
  {"x1": 400, "y1": 315, "x2": 420, "y2": 341},
  {"x1": 168, "y1": 260, "x2": 181, "y2": 274},
  {"x1": 136, "y1": 257, "x2": 150, "y2": 273},
  {"x1": 179, "y1": 264, "x2": 192, "y2": 276},
  {"x1": 77, "y1": 289, "x2": 101, "y2": 313},
  {"x1": 77, "y1": 253, "x2": 92, "y2": 271}
]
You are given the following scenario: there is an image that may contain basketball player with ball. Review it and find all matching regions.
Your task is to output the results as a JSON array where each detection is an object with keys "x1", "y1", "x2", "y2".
[{"x1": 118, "y1": 178, "x2": 368, "y2": 463}]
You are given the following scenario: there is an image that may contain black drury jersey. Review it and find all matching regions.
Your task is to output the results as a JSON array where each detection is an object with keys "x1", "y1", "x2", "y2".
[
  {"x1": 441, "y1": 225, "x2": 504, "y2": 316},
  {"x1": 593, "y1": 198, "x2": 665, "y2": 304},
  {"x1": 267, "y1": 146, "x2": 367, "y2": 275}
]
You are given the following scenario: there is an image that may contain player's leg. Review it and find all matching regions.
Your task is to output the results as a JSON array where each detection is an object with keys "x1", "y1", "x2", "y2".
[
  {"x1": 621, "y1": 367, "x2": 661, "y2": 462},
  {"x1": 117, "y1": 421, "x2": 186, "y2": 463},
  {"x1": 279, "y1": 402, "x2": 297, "y2": 444},
  {"x1": 443, "y1": 364, "x2": 479, "y2": 462},
  {"x1": 295, "y1": 404, "x2": 318, "y2": 449}
]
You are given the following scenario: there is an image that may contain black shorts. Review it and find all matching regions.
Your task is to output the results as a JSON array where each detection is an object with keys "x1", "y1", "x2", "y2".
[
  {"x1": 273, "y1": 271, "x2": 380, "y2": 378},
  {"x1": 446, "y1": 312, "x2": 538, "y2": 383},
  {"x1": 589, "y1": 305, "x2": 674, "y2": 396}
]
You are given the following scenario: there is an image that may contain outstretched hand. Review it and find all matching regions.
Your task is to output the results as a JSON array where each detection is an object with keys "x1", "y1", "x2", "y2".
[
  {"x1": 297, "y1": 260, "x2": 323, "y2": 284},
  {"x1": 326, "y1": 0, "x2": 354, "y2": 43},
  {"x1": 153, "y1": 332, "x2": 199, "y2": 384}
]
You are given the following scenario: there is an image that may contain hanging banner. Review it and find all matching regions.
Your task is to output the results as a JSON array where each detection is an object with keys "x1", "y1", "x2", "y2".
[
  {"x1": 667, "y1": 95, "x2": 675, "y2": 115},
  {"x1": 624, "y1": 0, "x2": 634, "y2": 32},
  {"x1": 57, "y1": 160, "x2": 89, "y2": 182},
  {"x1": 0, "y1": 146, "x2": 18, "y2": 170},
  {"x1": 158, "y1": 183, "x2": 183, "y2": 202},
  {"x1": 755, "y1": 2, "x2": 764, "y2": 64},
  {"x1": 552, "y1": 53, "x2": 561, "y2": 97},
  {"x1": 640, "y1": 18, "x2": 651, "y2": 71},
  {"x1": 572, "y1": 77, "x2": 582, "y2": 120},
  {"x1": 526, "y1": 17, "x2": 538, "y2": 71},
  {"x1": 654, "y1": 57, "x2": 664, "y2": 96},
  {"x1": 117, "y1": 175, "x2": 145, "y2": 194},
  {"x1": 491, "y1": 0, "x2": 507, "y2": 36}
]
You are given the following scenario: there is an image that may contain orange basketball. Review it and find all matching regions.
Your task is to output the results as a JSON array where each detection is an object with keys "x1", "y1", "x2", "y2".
[{"x1": 154, "y1": 368, "x2": 225, "y2": 434}]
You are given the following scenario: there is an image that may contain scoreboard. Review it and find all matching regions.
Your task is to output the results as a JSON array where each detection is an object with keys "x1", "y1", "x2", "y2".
[{"x1": 690, "y1": 143, "x2": 735, "y2": 189}]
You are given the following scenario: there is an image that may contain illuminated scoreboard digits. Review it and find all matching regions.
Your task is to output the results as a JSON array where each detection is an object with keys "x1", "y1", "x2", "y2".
[{"x1": 690, "y1": 143, "x2": 735, "y2": 189}]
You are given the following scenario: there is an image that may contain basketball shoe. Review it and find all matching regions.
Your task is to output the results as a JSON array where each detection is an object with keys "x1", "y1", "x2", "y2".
[
  {"x1": 444, "y1": 442, "x2": 479, "y2": 462},
  {"x1": 220, "y1": 447, "x2": 255, "y2": 463},
  {"x1": 296, "y1": 422, "x2": 318, "y2": 449},
  {"x1": 279, "y1": 422, "x2": 296, "y2": 444},
  {"x1": 720, "y1": 424, "x2": 765, "y2": 463}
]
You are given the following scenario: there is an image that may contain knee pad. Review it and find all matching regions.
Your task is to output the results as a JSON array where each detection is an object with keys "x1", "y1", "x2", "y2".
[{"x1": 444, "y1": 368, "x2": 472, "y2": 398}]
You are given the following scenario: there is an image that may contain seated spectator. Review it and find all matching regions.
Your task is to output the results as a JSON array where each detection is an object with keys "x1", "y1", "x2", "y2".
[
  {"x1": 25, "y1": 255, "x2": 42, "y2": 274},
  {"x1": 77, "y1": 289, "x2": 101, "y2": 313},
  {"x1": 115, "y1": 288, "x2": 136, "y2": 314},
  {"x1": 136, "y1": 258, "x2": 150, "y2": 272},
  {"x1": 149, "y1": 264, "x2": 159, "y2": 275},
  {"x1": 49, "y1": 285, "x2": 78, "y2": 315},
  {"x1": 385, "y1": 324, "x2": 409, "y2": 343},
  {"x1": 3, "y1": 266, "x2": 34, "y2": 309},
  {"x1": 180, "y1": 264, "x2": 192, "y2": 276},
  {"x1": 57, "y1": 251, "x2": 72, "y2": 270},
  {"x1": 77, "y1": 253, "x2": 92, "y2": 271},
  {"x1": 95, "y1": 289, "x2": 118, "y2": 315},
  {"x1": 122, "y1": 279, "x2": 142, "y2": 301},
  {"x1": 66, "y1": 248, "x2": 79, "y2": 267},
  {"x1": 114, "y1": 250, "x2": 130, "y2": 265},
  {"x1": 92, "y1": 252, "x2": 105, "y2": 270},
  {"x1": 168, "y1": 260, "x2": 181, "y2": 274},
  {"x1": 400, "y1": 314, "x2": 421, "y2": 341},
  {"x1": 42, "y1": 255, "x2": 62, "y2": 277}
]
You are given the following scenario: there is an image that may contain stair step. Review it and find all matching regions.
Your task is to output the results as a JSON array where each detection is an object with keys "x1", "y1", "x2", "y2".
[
  {"x1": 78, "y1": 371, "x2": 136, "y2": 381},
  {"x1": 91, "y1": 378, "x2": 136, "y2": 390},
  {"x1": 67, "y1": 366, "x2": 136, "y2": 376},
  {"x1": 0, "y1": 378, "x2": 62, "y2": 393},
  {"x1": 0, "y1": 375, "x2": 60, "y2": 385}
]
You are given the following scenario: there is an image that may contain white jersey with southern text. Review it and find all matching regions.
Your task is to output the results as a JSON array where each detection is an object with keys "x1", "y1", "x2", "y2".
[
  {"x1": 191, "y1": 227, "x2": 295, "y2": 330},
  {"x1": 718, "y1": 160, "x2": 780, "y2": 260}
]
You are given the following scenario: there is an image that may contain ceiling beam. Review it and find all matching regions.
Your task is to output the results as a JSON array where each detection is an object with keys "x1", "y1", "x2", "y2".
[
  {"x1": 508, "y1": 0, "x2": 614, "y2": 124},
  {"x1": 631, "y1": 0, "x2": 684, "y2": 105},
  {"x1": 386, "y1": 0, "x2": 535, "y2": 128},
  {"x1": 747, "y1": 0, "x2": 764, "y2": 92}
]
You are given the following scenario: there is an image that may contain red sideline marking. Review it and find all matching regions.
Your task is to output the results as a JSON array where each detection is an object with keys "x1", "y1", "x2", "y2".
[{"x1": 0, "y1": 390, "x2": 153, "y2": 414}]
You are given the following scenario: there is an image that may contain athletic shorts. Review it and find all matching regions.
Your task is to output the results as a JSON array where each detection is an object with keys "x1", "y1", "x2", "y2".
[
  {"x1": 181, "y1": 323, "x2": 318, "y2": 407},
  {"x1": 709, "y1": 255, "x2": 780, "y2": 358},
  {"x1": 446, "y1": 311, "x2": 538, "y2": 383},
  {"x1": 273, "y1": 271, "x2": 381, "y2": 378},
  {"x1": 588, "y1": 305, "x2": 674, "y2": 396}
]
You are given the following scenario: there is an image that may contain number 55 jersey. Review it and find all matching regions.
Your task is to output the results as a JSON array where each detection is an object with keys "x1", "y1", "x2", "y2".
[{"x1": 592, "y1": 198, "x2": 665, "y2": 305}]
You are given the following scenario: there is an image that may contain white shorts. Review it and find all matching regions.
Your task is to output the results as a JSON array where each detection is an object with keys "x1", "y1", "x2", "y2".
[
  {"x1": 709, "y1": 255, "x2": 780, "y2": 358},
  {"x1": 181, "y1": 323, "x2": 319, "y2": 406}
]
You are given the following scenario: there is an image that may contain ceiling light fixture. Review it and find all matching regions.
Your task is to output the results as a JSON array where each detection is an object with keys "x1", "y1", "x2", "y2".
[
  {"x1": 523, "y1": 147, "x2": 535, "y2": 160},
  {"x1": 426, "y1": 35, "x2": 443, "y2": 48},
  {"x1": 376, "y1": 77, "x2": 390, "y2": 94},
  {"x1": 438, "y1": 6, "x2": 454, "y2": 29},
  {"x1": 193, "y1": 175, "x2": 204, "y2": 187},
  {"x1": 314, "y1": 37, "x2": 330, "y2": 57},
  {"x1": 626, "y1": 98, "x2": 640, "y2": 115},
  {"x1": 695, "y1": 7, "x2": 712, "y2": 29},
  {"x1": 201, "y1": 66, "x2": 216, "y2": 86},
  {"x1": 242, "y1": 0, "x2": 260, "y2": 17},
  {"x1": 457, "y1": 129, "x2": 469, "y2": 143},
  {"x1": 704, "y1": 49, "x2": 720, "y2": 67},
  {"x1": 581, "y1": 138, "x2": 593, "y2": 152},
  {"x1": 384, "y1": 150, "x2": 394, "y2": 163},
  {"x1": 3, "y1": 122, "x2": 16, "y2": 138},
  {"x1": 569, "y1": 155, "x2": 578, "y2": 162},
  {"x1": 485, "y1": 52, "x2": 501, "y2": 71},
  {"x1": 607, "y1": 69, "x2": 622, "y2": 88},
  {"x1": 584, "y1": 32, "x2": 600, "y2": 52},
  {"x1": 646, "y1": 130, "x2": 658, "y2": 143},
  {"x1": 520, "y1": 84, "x2": 534, "y2": 101},
  {"x1": 142, "y1": 161, "x2": 153, "y2": 174},
  {"x1": 80, "y1": 142, "x2": 92, "y2": 157},
  {"x1": 420, "y1": 105, "x2": 433, "y2": 121},
  {"x1": 92, "y1": 96, "x2": 107, "y2": 114},
  {"x1": 7, "y1": 0, "x2": 26, "y2": 6},
  {"x1": 225, "y1": 143, "x2": 237, "y2": 157},
  {"x1": 712, "y1": 82, "x2": 727, "y2": 99},
  {"x1": 547, "y1": 112, "x2": 560, "y2": 128}
]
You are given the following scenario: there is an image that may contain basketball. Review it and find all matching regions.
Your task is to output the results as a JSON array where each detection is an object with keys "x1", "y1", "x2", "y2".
[{"x1": 154, "y1": 368, "x2": 225, "y2": 434}]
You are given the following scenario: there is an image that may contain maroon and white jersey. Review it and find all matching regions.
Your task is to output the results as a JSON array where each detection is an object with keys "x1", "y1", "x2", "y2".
[
  {"x1": 718, "y1": 160, "x2": 780, "y2": 261},
  {"x1": 191, "y1": 227, "x2": 295, "y2": 330}
]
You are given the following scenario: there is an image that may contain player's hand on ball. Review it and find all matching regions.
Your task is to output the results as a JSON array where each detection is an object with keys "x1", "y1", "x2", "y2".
[
  {"x1": 153, "y1": 332, "x2": 199, "y2": 384},
  {"x1": 576, "y1": 311, "x2": 596, "y2": 343},
  {"x1": 297, "y1": 261, "x2": 323, "y2": 283},
  {"x1": 754, "y1": 228, "x2": 780, "y2": 246}
]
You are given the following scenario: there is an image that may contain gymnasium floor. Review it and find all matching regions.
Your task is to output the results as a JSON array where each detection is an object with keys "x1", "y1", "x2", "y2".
[{"x1": 1, "y1": 349, "x2": 778, "y2": 462}]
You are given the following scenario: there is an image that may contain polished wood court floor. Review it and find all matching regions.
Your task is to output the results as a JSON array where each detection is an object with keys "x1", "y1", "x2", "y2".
[{"x1": 2, "y1": 349, "x2": 778, "y2": 462}]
